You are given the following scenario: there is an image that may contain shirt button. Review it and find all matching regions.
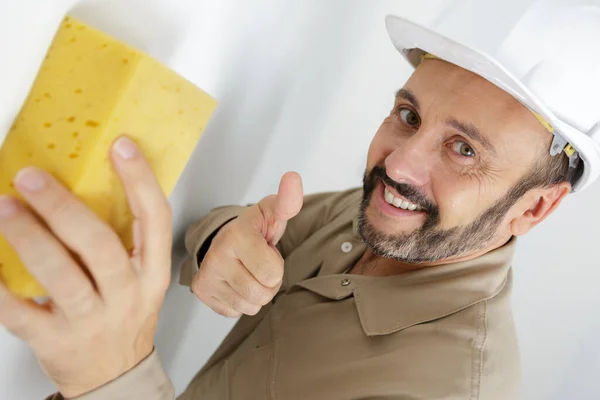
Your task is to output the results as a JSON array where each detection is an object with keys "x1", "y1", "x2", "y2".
[
  {"x1": 341, "y1": 242, "x2": 353, "y2": 253},
  {"x1": 341, "y1": 278, "x2": 351, "y2": 286}
]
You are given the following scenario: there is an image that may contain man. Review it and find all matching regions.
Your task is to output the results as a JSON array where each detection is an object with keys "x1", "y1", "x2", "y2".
[{"x1": 1, "y1": 1, "x2": 599, "y2": 399}]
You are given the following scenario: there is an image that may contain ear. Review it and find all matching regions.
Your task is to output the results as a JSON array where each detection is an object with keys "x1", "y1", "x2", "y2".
[{"x1": 509, "y1": 182, "x2": 571, "y2": 236}]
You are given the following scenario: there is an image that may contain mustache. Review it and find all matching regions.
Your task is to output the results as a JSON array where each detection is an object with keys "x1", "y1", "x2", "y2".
[{"x1": 366, "y1": 166, "x2": 436, "y2": 212}]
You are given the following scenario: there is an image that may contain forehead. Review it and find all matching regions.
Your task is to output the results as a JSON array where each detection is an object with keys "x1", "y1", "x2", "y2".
[
  {"x1": 405, "y1": 60, "x2": 526, "y2": 117},
  {"x1": 404, "y1": 60, "x2": 550, "y2": 159}
]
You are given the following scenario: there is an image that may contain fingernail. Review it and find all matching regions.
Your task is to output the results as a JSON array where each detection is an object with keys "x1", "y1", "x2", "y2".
[
  {"x1": 114, "y1": 137, "x2": 137, "y2": 159},
  {"x1": 0, "y1": 196, "x2": 17, "y2": 218},
  {"x1": 15, "y1": 167, "x2": 46, "y2": 192}
]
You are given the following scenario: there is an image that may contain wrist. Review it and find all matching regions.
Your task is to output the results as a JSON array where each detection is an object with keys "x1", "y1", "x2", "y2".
[{"x1": 58, "y1": 345, "x2": 155, "y2": 399}]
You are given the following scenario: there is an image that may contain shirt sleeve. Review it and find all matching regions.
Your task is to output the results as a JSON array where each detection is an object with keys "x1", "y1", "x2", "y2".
[{"x1": 44, "y1": 349, "x2": 174, "y2": 400}]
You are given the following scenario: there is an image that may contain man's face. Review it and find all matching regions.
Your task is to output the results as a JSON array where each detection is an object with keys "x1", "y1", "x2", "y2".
[{"x1": 359, "y1": 59, "x2": 554, "y2": 263}]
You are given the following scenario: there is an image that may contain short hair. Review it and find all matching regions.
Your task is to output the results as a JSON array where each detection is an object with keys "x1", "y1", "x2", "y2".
[
  {"x1": 510, "y1": 144, "x2": 584, "y2": 201},
  {"x1": 537, "y1": 147, "x2": 583, "y2": 188}
]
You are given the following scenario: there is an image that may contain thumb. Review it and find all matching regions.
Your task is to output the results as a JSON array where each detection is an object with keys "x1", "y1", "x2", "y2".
[
  {"x1": 266, "y1": 171, "x2": 303, "y2": 245},
  {"x1": 274, "y1": 171, "x2": 303, "y2": 222}
]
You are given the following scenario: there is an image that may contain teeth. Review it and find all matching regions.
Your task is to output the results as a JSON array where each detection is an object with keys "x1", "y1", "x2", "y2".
[
  {"x1": 384, "y1": 187, "x2": 421, "y2": 211},
  {"x1": 385, "y1": 190, "x2": 394, "y2": 204}
]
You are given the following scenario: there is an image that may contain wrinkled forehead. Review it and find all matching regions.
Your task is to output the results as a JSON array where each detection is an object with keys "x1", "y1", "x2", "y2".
[
  {"x1": 403, "y1": 59, "x2": 551, "y2": 161},
  {"x1": 407, "y1": 60, "x2": 526, "y2": 117}
]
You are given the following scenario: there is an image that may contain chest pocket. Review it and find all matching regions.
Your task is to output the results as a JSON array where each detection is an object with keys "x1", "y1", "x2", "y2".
[
  {"x1": 183, "y1": 323, "x2": 274, "y2": 400},
  {"x1": 182, "y1": 307, "x2": 275, "y2": 400},
  {"x1": 226, "y1": 343, "x2": 274, "y2": 400},
  {"x1": 225, "y1": 309, "x2": 275, "y2": 400}
]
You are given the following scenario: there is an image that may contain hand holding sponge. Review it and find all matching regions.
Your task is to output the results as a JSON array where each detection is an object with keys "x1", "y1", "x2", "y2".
[{"x1": 0, "y1": 16, "x2": 217, "y2": 298}]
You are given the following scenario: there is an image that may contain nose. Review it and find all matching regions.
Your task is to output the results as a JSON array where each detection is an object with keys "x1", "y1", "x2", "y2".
[{"x1": 384, "y1": 132, "x2": 433, "y2": 188}]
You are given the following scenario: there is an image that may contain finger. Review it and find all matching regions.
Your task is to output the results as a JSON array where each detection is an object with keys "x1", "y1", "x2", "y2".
[
  {"x1": 109, "y1": 136, "x2": 172, "y2": 291},
  {"x1": 211, "y1": 255, "x2": 277, "y2": 306},
  {"x1": 218, "y1": 225, "x2": 284, "y2": 288},
  {"x1": 226, "y1": 260, "x2": 278, "y2": 306},
  {"x1": 192, "y1": 280, "x2": 242, "y2": 318},
  {"x1": 191, "y1": 263, "x2": 260, "y2": 316},
  {"x1": 258, "y1": 172, "x2": 303, "y2": 245},
  {"x1": 0, "y1": 277, "x2": 51, "y2": 341},
  {"x1": 0, "y1": 196, "x2": 101, "y2": 317},
  {"x1": 274, "y1": 171, "x2": 304, "y2": 222},
  {"x1": 214, "y1": 280, "x2": 261, "y2": 316},
  {"x1": 11, "y1": 168, "x2": 134, "y2": 297},
  {"x1": 206, "y1": 295, "x2": 242, "y2": 319}
]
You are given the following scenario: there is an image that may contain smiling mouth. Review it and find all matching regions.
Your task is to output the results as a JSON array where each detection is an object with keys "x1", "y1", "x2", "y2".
[{"x1": 383, "y1": 186, "x2": 425, "y2": 212}]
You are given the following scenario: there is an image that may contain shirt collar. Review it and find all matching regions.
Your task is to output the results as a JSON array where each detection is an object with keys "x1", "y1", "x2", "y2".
[
  {"x1": 295, "y1": 189, "x2": 517, "y2": 337},
  {"x1": 353, "y1": 236, "x2": 516, "y2": 336}
]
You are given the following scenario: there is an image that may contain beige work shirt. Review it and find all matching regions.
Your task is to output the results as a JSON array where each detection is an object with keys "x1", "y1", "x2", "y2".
[{"x1": 46, "y1": 188, "x2": 521, "y2": 400}]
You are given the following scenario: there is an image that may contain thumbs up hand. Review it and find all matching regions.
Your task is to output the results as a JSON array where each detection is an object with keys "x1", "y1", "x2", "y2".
[{"x1": 192, "y1": 172, "x2": 303, "y2": 317}]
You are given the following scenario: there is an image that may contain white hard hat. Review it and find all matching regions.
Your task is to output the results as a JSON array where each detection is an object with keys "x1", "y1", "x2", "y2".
[{"x1": 385, "y1": 0, "x2": 600, "y2": 193}]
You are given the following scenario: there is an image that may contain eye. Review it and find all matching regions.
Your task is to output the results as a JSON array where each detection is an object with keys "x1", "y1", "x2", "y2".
[
  {"x1": 398, "y1": 108, "x2": 420, "y2": 128},
  {"x1": 451, "y1": 140, "x2": 476, "y2": 157}
]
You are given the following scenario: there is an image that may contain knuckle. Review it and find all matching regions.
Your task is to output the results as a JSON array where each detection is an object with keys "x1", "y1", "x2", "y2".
[
  {"x1": 191, "y1": 276, "x2": 209, "y2": 298},
  {"x1": 86, "y1": 227, "x2": 122, "y2": 256},
  {"x1": 11, "y1": 225, "x2": 44, "y2": 253},
  {"x1": 226, "y1": 308, "x2": 242, "y2": 318},
  {"x1": 229, "y1": 272, "x2": 251, "y2": 297},
  {"x1": 219, "y1": 224, "x2": 240, "y2": 246},
  {"x1": 245, "y1": 304, "x2": 261, "y2": 316},
  {"x1": 115, "y1": 273, "x2": 139, "y2": 292},
  {"x1": 229, "y1": 295, "x2": 245, "y2": 311},
  {"x1": 213, "y1": 304, "x2": 240, "y2": 318},
  {"x1": 245, "y1": 280, "x2": 272, "y2": 305},
  {"x1": 193, "y1": 286, "x2": 217, "y2": 310},
  {"x1": 201, "y1": 251, "x2": 221, "y2": 275},
  {"x1": 68, "y1": 294, "x2": 98, "y2": 316},
  {"x1": 259, "y1": 254, "x2": 284, "y2": 287},
  {"x1": 257, "y1": 196, "x2": 277, "y2": 220},
  {"x1": 212, "y1": 306, "x2": 227, "y2": 317},
  {"x1": 143, "y1": 201, "x2": 172, "y2": 234},
  {"x1": 46, "y1": 192, "x2": 76, "y2": 221},
  {"x1": 258, "y1": 287, "x2": 276, "y2": 305},
  {"x1": 157, "y1": 201, "x2": 173, "y2": 227},
  {"x1": 211, "y1": 304, "x2": 227, "y2": 316}
]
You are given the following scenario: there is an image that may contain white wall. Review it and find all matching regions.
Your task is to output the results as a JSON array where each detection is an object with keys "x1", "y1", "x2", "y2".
[{"x1": 1, "y1": 1, "x2": 600, "y2": 399}]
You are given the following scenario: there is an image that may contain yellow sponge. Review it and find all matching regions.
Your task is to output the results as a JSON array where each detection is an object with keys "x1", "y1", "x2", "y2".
[{"x1": 0, "y1": 16, "x2": 217, "y2": 298}]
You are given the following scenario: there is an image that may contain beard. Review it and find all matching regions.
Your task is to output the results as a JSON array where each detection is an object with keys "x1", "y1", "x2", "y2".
[{"x1": 357, "y1": 166, "x2": 521, "y2": 263}]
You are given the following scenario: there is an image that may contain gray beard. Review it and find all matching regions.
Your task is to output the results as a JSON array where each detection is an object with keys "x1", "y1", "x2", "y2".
[{"x1": 357, "y1": 169, "x2": 520, "y2": 263}]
